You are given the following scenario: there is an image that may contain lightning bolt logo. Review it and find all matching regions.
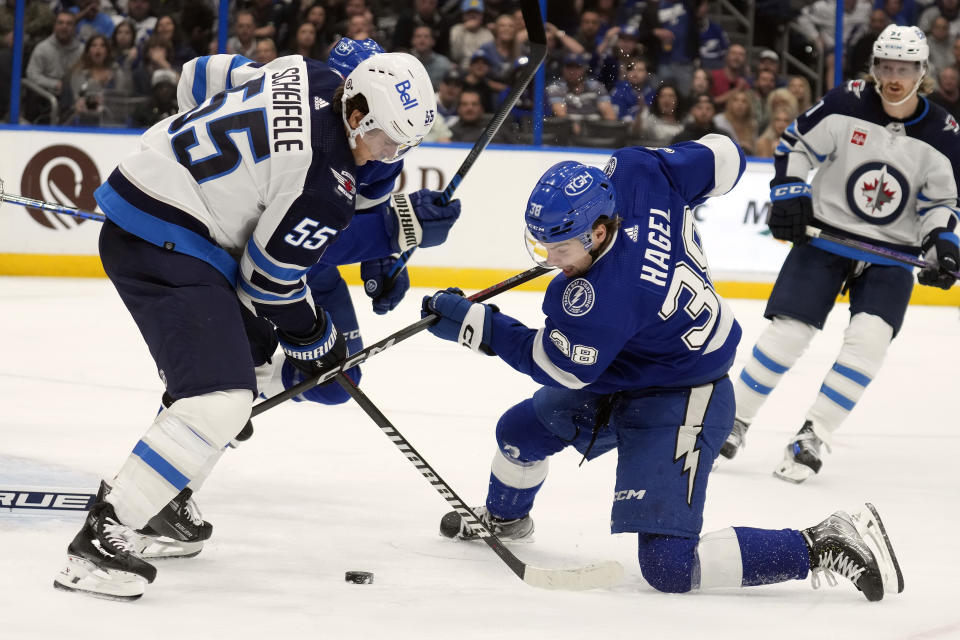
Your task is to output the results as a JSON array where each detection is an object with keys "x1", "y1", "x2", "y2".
[
  {"x1": 569, "y1": 287, "x2": 585, "y2": 307},
  {"x1": 674, "y1": 426, "x2": 702, "y2": 506}
]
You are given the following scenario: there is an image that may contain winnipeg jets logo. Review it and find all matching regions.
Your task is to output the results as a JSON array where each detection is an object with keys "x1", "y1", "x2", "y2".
[
  {"x1": 847, "y1": 79, "x2": 865, "y2": 98},
  {"x1": 562, "y1": 278, "x2": 595, "y2": 316},
  {"x1": 845, "y1": 161, "x2": 908, "y2": 225},
  {"x1": 330, "y1": 168, "x2": 356, "y2": 202},
  {"x1": 625, "y1": 224, "x2": 639, "y2": 242},
  {"x1": 945, "y1": 114, "x2": 959, "y2": 134}
]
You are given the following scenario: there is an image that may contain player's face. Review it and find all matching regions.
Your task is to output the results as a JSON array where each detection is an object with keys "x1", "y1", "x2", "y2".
[
  {"x1": 526, "y1": 227, "x2": 603, "y2": 277},
  {"x1": 357, "y1": 127, "x2": 418, "y2": 164},
  {"x1": 874, "y1": 58, "x2": 922, "y2": 101}
]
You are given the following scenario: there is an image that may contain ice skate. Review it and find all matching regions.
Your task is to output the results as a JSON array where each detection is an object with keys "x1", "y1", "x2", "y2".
[
  {"x1": 440, "y1": 506, "x2": 534, "y2": 542},
  {"x1": 802, "y1": 502, "x2": 903, "y2": 602},
  {"x1": 53, "y1": 501, "x2": 157, "y2": 601},
  {"x1": 719, "y1": 417, "x2": 750, "y2": 459},
  {"x1": 774, "y1": 421, "x2": 826, "y2": 483},
  {"x1": 133, "y1": 487, "x2": 212, "y2": 559}
]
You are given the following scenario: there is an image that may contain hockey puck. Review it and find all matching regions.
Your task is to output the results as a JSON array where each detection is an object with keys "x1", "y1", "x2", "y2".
[{"x1": 345, "y1": 571, "x2": 374, "y2": 584}]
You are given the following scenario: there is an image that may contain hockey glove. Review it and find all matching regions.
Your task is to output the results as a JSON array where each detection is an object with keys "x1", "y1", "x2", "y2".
[
  {"x1": 421, "y1": 287, "x2": 496, "y2": 355},
  {"x1": 360, "y1": 255, "x2": 411, "y2": 315},
  {"x1": 918, "y1": 227, "x2": 959, "y2": 289},
  {"x1": 387, "y1": 189, "x2": 462, "y2": 252},
  {"x1": 276, "y1": 310, "x2": 347, "y2": 377},
  {"x1": 768, "y1": 177, "x2": 814, "y2": 244}
]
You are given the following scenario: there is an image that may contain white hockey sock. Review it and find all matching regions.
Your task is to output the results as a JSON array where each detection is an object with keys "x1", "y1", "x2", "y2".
[
  {"x1": 490, "y1": 448, "x2": 549, "y2": 490},
  {"x1": 108, "y1": 389, "x2": 252, "y2": 528},
  {"x1": 694, "y1": 527, "x2": 743, "y2": 589},
  {"x1": 734, "y1": 316, "x2": 817, "y2": 422},
  {"x1": 806, "y1": 313, "x2": 892, "y2": 440}
]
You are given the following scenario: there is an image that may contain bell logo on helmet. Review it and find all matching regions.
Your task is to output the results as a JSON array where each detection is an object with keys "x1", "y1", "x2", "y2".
[
  {"x1": 564, "y1": 172, "x2": 594, "y2": 197},
  {"x1": 395, "y1": 79, "x2": 419, "y2": 110}
]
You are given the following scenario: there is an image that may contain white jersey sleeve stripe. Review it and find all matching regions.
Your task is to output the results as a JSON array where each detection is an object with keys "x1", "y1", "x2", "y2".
[
  {"x1": 237, "y1": 278, "x2": 307, "y2": 303},
  {"x1": 245, "y1": 237, "x2": 309, "y2": 282},
  {"x1": 531, "y1": 328, "x2": 588, "y2": 389},
  {"x1": 694, "y1": 134, "x2": 743, "y2": 197}
]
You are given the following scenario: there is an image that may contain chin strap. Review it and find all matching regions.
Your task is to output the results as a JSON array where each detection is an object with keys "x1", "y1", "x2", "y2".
[{"x1": 871, "y1": 63, "x2": 927, "y2": 107}]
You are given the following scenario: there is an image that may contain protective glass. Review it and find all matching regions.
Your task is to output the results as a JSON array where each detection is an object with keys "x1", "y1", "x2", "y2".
[
  {"x1": 524, "y1": 227, "x2": 593, "y2": 268},
  {"x1": 356, "y1": 126, "x2": 421, "y2": 164},
  {"x1": 873, "y1": 60, "x2": 922, "y2": 81}
]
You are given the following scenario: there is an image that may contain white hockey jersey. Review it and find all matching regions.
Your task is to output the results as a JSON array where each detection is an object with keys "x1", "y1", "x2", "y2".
[
  {"x1": 95, "y1": 55, "x2": 358, "y2": 335},
  {"x1": 775, "y1": 80, "x2": 960, "y2": 258}
]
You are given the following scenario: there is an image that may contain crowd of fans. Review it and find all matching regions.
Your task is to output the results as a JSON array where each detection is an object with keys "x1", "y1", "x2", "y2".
[{"x1": 1, "y1": 0, "x2": 960, "y2": 156}]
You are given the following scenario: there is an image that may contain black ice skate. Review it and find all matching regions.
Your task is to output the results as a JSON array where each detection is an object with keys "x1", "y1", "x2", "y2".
[
  {"x1": 802, "y1": 503, "x2": 904, "y2": 602},
  {"x1": 133, "y1": 487, "x2": 213, "y2": 559},
  {"x1": 719, "y1": 417, "x2": 750, "y2": 459},
  {"x1": 440, "y1": 506, "x2": 534, "y2": 542},
  {"x1": 774, "y1": 420, "x2": 827, "y2": 483},
  {"x1": 53, "y1": 501, "x2": 158, "y2": 601}
]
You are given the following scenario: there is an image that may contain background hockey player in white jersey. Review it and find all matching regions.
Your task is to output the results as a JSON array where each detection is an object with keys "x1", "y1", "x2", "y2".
[
  {"x1": 128, "y1": 40, "x2": 463, "y2": 562},
  {"x1": 53, "y1": 50, "x2": 443, "y2": 601},
  {"x1": 421, "y1": 138, "x2": 903, "y2": 601},
  {"x1": 719, "y1": 25, "x2": 960, "y2": 483}
]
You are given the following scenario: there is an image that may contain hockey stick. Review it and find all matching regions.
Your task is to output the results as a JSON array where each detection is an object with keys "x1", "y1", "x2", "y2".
[
  {"x1": 333, "y1": 372, "x2": 624, "y2": 590},
  {"x1": 0, "y1": 179, "x2": 106, "y2": 222},
  {"x1": 806, "y1": 226, "x2": 960, "y2": 280},
  {"x1": 383, "y1": 0, "x2": 549, "y2": 289},
  {"x1": 250, "y1": 264, "x2": 553, "y2": 417}
]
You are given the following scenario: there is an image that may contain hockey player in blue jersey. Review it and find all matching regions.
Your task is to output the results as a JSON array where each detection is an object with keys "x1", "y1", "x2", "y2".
[
  {"x1": 720, "y1": 25, "x2": 960, "y2": 483},
  {"x1": 53, "y1": 50, "x2": 449, "y2": 600},
  {"x1": 422, "y1": 138, "x2": 903, "y2": 601}
]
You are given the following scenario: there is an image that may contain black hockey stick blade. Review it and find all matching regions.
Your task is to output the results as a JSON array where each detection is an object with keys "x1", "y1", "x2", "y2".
[
  {"x1": 251, "y1": 265, "x2": 553, "y2": 417},
  {"x1": 384, "y1": 0, "x2": 548, "y2": 286},
  {"x1": 333, "y1": 373, "x2": 624, "y2": 591}
]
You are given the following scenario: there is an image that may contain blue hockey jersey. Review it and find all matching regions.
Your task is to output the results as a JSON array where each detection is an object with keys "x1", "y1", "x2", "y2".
[{"x1": 489, "y1": 135, "x2": 745, "y2": 393}]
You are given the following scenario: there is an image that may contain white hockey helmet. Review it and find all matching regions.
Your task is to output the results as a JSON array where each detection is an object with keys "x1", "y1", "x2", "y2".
[
  {"x1": 342, "y1": 52, "x2": 437, "y2": 163},
  {"x1": 870, "y1": 25, "x2": 929, "y2": 106}
]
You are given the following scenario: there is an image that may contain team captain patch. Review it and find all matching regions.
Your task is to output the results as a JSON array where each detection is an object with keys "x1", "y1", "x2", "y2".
[{"x1": 562, "y1": 278, "x2": 595, "y2": 316}]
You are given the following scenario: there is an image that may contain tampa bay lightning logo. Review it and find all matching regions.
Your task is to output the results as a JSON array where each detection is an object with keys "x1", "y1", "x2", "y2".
[
  {"x1": 845, "y1": 162, "x2": 908, "y2": 225},
  {"x1": 603, "y1": 156, "x2": 617, "y2": 177},
  {"x1": 562, "y1": 278, "x2": 595, "y2": 316}
]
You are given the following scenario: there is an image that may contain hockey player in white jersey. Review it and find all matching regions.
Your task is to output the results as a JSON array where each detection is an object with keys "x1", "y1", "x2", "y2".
[
  {"x1": 53, "y1": 51, "x2": 443, "y2": 600},
  {"x1": 720, "y1": 25, "x2": 960, "y2": 482}
]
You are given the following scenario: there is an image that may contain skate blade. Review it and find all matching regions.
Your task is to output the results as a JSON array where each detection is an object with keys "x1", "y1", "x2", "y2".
[
  {"x1": 853, "y1": 503, "x2": 905, "y2": 595},
  {"x1": 440, "y1": 531, "x2": 536, "y2": 545},
  {"x1": 135, "y1": 535, "x2": 204, "y2": 560},
  {"x1": 53, "y1": 555, "x2": 147, "y2": 601},
  {"x1": 773, "y1": 456, "x2": 816, "y2": 484}
]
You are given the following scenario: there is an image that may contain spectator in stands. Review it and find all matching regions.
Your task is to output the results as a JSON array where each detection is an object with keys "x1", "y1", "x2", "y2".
[
  {"x1": 879, "y1": 0, "x2": 917, "y2": 26},
  {"x1": 132, "y1": 33, "x2": 176, "y2": 96},
  {"x1": 610, "y1": 57, "x2": 655, "y2": 121},
  {"x1": 153, "y1": 14, "x2": 192, "y2": 70},
  {"x1": 68, "y1": 34, "x2": 132, "y2": 126},
  {"x1": 671, "y1": 92, "x2": 722, "y2": 142},
  {"x1": 652, "y1": 0, "x2": 699, "y2": 96},
  {"x1": 284, "y1": 20, "x2": 321, "y2": 58},
  {"x1": 125, "y1": 0, "x2": 156, "y2": 48},
  {"x1": 393, "y1": 0, "x2": 451, "y2": 56},
  {"x1": 111, "y1": 20, "x2": 140, "y2": 76},
  {"x1": 709, "y1": 43, "x2": 750, "y2": 108},
  {"x1": 73, "y1": 0, "x2": 114, "y2": 43},
  {"x1": 450, "y1": 0, "x2": 494, "y2": 69},
  {"x1": 751, "y1": 68, "x2": 778, "y2": 129},
  {"x1": 437, "y1": 69, "x2": 463, "y2": 125},
  {"x1": 919, "y1": 0, "x2": 960, "y2": 33},
  {"x1": 595, "y1": 23, "x2": 646, "y2": 89},
  {"x1": 689, "y1": 67, "x2": 712, "y2": 99},
  {"x1": 26, "y1": 11, "x2": 82, "y2": 108},
  {"x1": 635, "y1": 82, "x2": 683, "y2": 145},
  {"x1": 180, "y1": 3, "x2": 216, "y2": 61},
  {"x1": 795, "y1": 0, "x2": 871, "y2": 87},
  {"x1": 847, "y1": 9, "x2": 890, "y2": 78},
  {"x1": 250, "y1": 0, "x2": 289, "y2": 43},
  {"x1": 754, "y1": 104, "x2": 796, "y2": 157},
  {"x1": 952, "y1": 35, "x2": 960, "y2": 69},
  {"x1": 755, "y1": 49, "x2": 786, "y2": 86},
  {"x1": 764, "y1": 87, "x2": 799, "y2": 126},
  {"x1": 132, "y1": 67, "x2": 178, "y2": 128},
  {"x1": 786, "y1": 75, "x2": 812, "y2": 113},
  {"x1": 698, "y1": 0, "x2": 729, "y2": 71},
  {"x1": 463, "y1": 49, "x2": 497, "y2": 112},
  {"x1": 930, "y1": 65, "x2": 960, "y2": 116},
  {"x1": 0, "y1": 28, "x2": 11, "y2": 121},
  {"x1": 302, "y1": 3, "x2": 333, "y2": 52},
  {"x1": 544, "y1": 20, "x2": 585, "y2": 83},
  {"x1": 228, "y1": 10, "x2": 258, "y2": 59},
  {"x1": 478, "y1": 13, "x2": 523, "y2": 91},
  {"x1": 412, "y1": 24, "x2": 453, "y2": 89},
  {"x1": 255, "y1": 37, "x2": 278, "y2": 64},
  {"x1": 927, "y1": 16, "x2": 954, "y2": 75},
  {"x1": 574, "y1": 10, "x2": 603, "y2": 58},
  {"x1": 450, "y1": 87, "x2": 489, "y2": 141},
  {"x1": 714, "y1": 87, "x2": 758, "y2": 155},
  {"x1": 547, "y1": 51, "x2": 617, "y2": 135}
]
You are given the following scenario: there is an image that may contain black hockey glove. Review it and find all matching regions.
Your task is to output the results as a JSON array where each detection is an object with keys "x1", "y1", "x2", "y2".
[
  {"x1": 768, "y1": 177, "x2": 814, "y2": 244},
  {"x1": 917, "y1": 227, "x2": 959, "y2": 290},
  {"x1": 276, "y1": 310, "x2": 347, "y2": 378},
  {"x1": 360, "y1": 255, "x2": 411, "y2": 315}
]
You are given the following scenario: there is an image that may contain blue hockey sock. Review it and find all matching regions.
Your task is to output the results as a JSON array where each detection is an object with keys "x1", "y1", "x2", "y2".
[
  {"x1": 485, "y1": 472, "x2": 542, "y2": 520},
  {"x1": 733, "y1": 527, "x2": 809, "y2": 586}
]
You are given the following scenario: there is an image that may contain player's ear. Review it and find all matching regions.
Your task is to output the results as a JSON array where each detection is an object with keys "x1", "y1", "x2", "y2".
[{"x1": 347, "y1": 109, "x2": 364, "y2": 129}]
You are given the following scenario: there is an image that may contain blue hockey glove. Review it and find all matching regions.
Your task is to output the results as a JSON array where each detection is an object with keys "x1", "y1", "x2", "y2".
[
  {"x1": 421, "y1": 287, "x2": 496, "y2": 355},
  {"x1": 769, "y1": 177, "x2": 814, "y2": 244},
  {"x1": 276, "y1": 310, "x2": 347, "y2": 377},
  {"x1": 918, "y1": 227, "x2": 959, "y2": 289},
  {"x1": 360, "y1": 255, "x2": 410, "y2": 315},
  {"x1": 387, "y1": 189, "x2": 462, "y2": 252}
]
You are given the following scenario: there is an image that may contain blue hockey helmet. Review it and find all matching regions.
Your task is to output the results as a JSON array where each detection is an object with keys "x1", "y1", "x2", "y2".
[{"x1": 328, "y1": 37, "x2": 385, "y2": 78}]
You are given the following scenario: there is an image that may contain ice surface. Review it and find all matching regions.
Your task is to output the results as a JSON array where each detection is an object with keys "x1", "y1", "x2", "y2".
[{"x1": 1, "y1": 277, "x2": 958, "y2": 639}]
